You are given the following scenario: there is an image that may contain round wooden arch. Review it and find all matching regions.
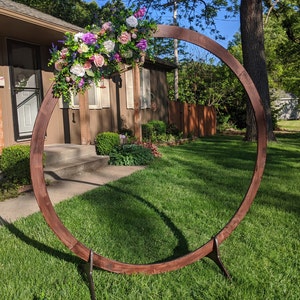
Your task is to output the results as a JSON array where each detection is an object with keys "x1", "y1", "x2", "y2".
[{"x1": 30, "y1": 25, "x2": 267, "y2": 274}]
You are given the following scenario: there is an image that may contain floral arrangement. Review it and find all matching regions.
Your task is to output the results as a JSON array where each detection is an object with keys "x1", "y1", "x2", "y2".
[{"x1": 48, "y1": 7, "x2": 157, "y2": 102}]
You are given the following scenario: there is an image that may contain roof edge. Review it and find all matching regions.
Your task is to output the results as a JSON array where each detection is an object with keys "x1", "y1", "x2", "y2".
[{"x1": 0, "y1": 2, "x2": 82, "y2": 33}]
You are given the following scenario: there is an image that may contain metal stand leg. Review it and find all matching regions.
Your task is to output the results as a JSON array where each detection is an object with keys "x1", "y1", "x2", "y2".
[
  {"x1": 206, "y1": 237, "x2": 231, "y2": 279},
  {"x1": 82, "y1": 250, "x2": 96, "y2": 300}
]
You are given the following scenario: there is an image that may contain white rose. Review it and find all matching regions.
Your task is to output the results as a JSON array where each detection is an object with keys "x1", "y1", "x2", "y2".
[
  {"x1": 103, "y1": 40, "x2": 115, "y2": 53},
  {"x1": 78, "y1": 43, "x2": 89, "y2": 53},
  {"x1": 126, "y1": 16, "x2": 138, "y2": 28},
  {"x1": 70, "y1": 64, "x2": 85, "y2": 77},
  {"x1": 74, "y1": 32, "x2": 84, "y2": 42}
]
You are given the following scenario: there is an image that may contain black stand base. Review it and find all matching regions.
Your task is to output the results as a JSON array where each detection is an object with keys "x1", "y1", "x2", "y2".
[
  {"x1": 81, "y1": 238, "x2": 229, "y2": 299},
  {"x1": 206, "y1": 236, "x2": 231, "y2": 279},
  {"x1": 82, "y1": 250, "x2": 96, "y2": 300}
]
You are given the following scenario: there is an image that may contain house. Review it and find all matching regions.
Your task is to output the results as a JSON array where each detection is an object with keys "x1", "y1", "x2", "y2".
[
  {"x1": 0, "y1": 0, "x2": 174, "y2": 153},
  {"x1": 273, "y1": 90, "x2": 299, "y2": 120}
]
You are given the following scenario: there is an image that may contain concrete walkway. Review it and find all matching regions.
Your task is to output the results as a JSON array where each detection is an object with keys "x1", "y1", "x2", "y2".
[{"x1": 0, "y1": 165, "x2": 144, "y2": 223}]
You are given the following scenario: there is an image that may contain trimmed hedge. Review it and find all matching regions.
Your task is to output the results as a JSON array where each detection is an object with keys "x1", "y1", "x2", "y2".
[
  {"x1": 0, "y1": 145, "x2": 31, "y2": 185},
  {"x1": 95, "y1": 132, "x2": 120, "y2": 155}
]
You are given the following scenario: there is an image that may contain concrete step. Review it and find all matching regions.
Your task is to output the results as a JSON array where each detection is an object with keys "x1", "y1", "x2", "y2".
[
  {"x1": 44, "y1": 144, "x2": 97, "y2": 165},
  {"x1": 43, "y1": 144, "x2": 109, "y2": 181}
]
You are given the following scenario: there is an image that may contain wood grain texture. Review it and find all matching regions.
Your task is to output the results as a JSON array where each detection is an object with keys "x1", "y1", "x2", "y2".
[{"x1": 30, "y1": 25, "x2": 267, "y2": 274}]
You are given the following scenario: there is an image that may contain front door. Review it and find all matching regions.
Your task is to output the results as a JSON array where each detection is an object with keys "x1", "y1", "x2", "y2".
[{"x1": 8, "y1": 40, "x2": 42, "y2": 140}]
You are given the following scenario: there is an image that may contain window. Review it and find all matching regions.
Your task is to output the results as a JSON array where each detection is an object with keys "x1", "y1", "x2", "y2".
[
  {"x1": 125, "y1": 68, "x2": 151, "y2": 110},
  {"x1": 70, "y1": 79, "x2": 111, "y2": 109}
]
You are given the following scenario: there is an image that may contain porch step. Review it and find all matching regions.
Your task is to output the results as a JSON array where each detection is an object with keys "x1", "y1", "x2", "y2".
[{"x1": 43, "y1": 144, "x2": 109, "y2": 181}]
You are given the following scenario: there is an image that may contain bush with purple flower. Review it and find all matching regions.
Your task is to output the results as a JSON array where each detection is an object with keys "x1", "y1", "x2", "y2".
[{"x1": 48, "y1": 6, "x2": 157, "y2": 102}]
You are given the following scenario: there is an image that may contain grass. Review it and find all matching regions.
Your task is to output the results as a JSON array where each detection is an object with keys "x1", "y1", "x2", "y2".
[
  {"x1": 0, "y1": 133, "x2": 299, "y2": 299},
  {"x1": 277, "y1": 119, "x2": 300, "y2": 131}
]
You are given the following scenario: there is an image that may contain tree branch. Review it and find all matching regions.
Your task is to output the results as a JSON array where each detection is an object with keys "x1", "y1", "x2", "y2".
[{"x1": 265, "y1": 0, "x2": 280, "y2": 25}]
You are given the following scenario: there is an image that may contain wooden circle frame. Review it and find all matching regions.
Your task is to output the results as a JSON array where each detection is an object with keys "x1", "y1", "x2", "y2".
[{"x1": 30, "y1": 25, "x2": 267, "y2": 274}]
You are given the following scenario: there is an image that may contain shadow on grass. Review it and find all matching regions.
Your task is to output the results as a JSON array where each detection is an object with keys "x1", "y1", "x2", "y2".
[
  {"x1": 0, "y1": 216, "x2": 94, "y2": 295},
  {"x1": 105, "y1": 183, "x2": 190, "y2": 262},
  {"x1": 71, "y1": 183, "x2": 190, "y2": 264},
  {"x1": 0, "y1": 217, "x2": 81, "y2": 265}
]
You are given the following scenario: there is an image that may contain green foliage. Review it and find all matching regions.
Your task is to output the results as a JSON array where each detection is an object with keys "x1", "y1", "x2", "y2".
[
  {"x1": 1, "y1": 134, "x2": 299, "y2": 299},
  {"x1": 264, "y1": 2, "x2": 300, "y2": 98},
  {"x1": 109, "y1": 144, "x2": 154, "y2": 166},
  {"x1": 0, "y1": 145, "x2": 31, "y2": 185},
  {"x1": 167, "y1": 57, "x2": 246, "y2": 129},
  {"x1": 95, "y1": 132, "x2": 120, "y2": 155},
  {"x1": 48, "y1": 6, "x2": 157, "y2": 102},
  {"x1": 166, "y1": 123, "x2": 180, "y2": 136},
  {"x1": 142, "y1": 120, "x2": 167, "y2": 140},
  {"x1": 14, "y1": 0, "x2": 102, "y2": 28},
  {"x1": 119, "y1": 127, "x2": 134, "y2": 137}
]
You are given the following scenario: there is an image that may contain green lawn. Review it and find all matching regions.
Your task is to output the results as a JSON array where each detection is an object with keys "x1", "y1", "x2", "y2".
[
  {"x1": 278, "y1": 119, "x2": 300, "y2": 131},
  {"x1": 0, "y1": 133, "x2": 299, "y2": 299}
]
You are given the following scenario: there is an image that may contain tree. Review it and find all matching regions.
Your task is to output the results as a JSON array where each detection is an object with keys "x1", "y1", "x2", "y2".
[
  {"x1": 14, "y1": 0, "x2": 102, "y2": 28},
  {"x1": 264, "y1": 1, "x2": 300, "y2": 97},
  {"x1": 240, "y1": 0, "x2": 276, "y2": 141},
  {"x1": 19, "y1": 0, "x2": 293, "y2": 139},
  {"x1": 131, "y1": 0, "x2": 277, "y2": 140}
]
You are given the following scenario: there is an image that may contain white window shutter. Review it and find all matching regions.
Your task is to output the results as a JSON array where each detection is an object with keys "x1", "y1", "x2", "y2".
[
  {"x1": 140, "y1": 68, "x2": 151, "y2": 109},
  {"x1": 125, "y1": 70, "x2": 134, "y2": 109}
]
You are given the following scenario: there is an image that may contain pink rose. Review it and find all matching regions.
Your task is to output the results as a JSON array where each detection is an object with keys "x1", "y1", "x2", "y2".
[
  {"x1": 118, "y1": 32, "x2": 131, "y2": 44},
  {"x1": 54, "y1": 59, "x2": 67, "y2": 71},
  {"x1": 84, "y1": 61, "x2": 92, "y2": 69},
  {"x1": 60, "y1": 48, "x2": 68, "y2": 59},
  {"x1": 102, "y1": 22, "x2": 112, "y2": 31},
  {"x1": 92, "y1": 54, "x2": 105, "y2": 67}
]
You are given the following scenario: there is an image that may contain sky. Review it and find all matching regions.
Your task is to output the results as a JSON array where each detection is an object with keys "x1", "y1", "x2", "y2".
[{"x1": 85, "y1": 0, "x2": 240, "y2": 49}]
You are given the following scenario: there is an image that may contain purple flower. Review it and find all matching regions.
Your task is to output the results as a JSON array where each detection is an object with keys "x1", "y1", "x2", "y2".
[
  {"x1": 113, "y1": 53, "x2": 122, "y2": 62},
  {"x1": 49, "y1": 43, "x2": 58, "y2": 54},
  {"x1": 78, "y1": 78, "x2": 85, "y2": 88},
  {"x1": 134, "y1": 7, "x2": 147, "y2": 19},
  {"x1": 136, "y1": 39, "x2": 148, "y2": 51},
  {"x1": 81, "y1": 32, "x2": 97, "y2": 45}
]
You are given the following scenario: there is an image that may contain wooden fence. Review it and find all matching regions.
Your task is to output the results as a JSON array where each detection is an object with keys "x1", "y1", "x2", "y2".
[{"x1": 168, "y1": 101, "x2": 216, "y2": 137}]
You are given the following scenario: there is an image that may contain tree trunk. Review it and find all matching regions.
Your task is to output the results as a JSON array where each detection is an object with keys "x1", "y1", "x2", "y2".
[{"x1": 240, "y1": 0, "x2": 276, "y2": 141}]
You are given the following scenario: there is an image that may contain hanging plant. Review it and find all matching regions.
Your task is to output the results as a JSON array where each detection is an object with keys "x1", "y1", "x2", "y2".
[{"x1": 48, "y1": 7, "x2": 157, "y2": 102}]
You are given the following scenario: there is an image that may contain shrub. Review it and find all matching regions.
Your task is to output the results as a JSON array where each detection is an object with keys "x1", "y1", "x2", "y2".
[
  {"x1": 142, "y1": 120, "x2": 167, "y2": 141},
  {"x1": 142, "y1": 123, "x2": 154, "y2": 140},
  {"x1": 0, "y1": 145, "x2": 31, "y2": 185},
  {"x1": 166, "y1": 123, "x2": 180, "y2": 136},
  {"x1": 95, "y1": 132, "x2": 120, "y2": 155},
  {"x1": 109, "y1": 144, "x2": 155, "y2": 166}
]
